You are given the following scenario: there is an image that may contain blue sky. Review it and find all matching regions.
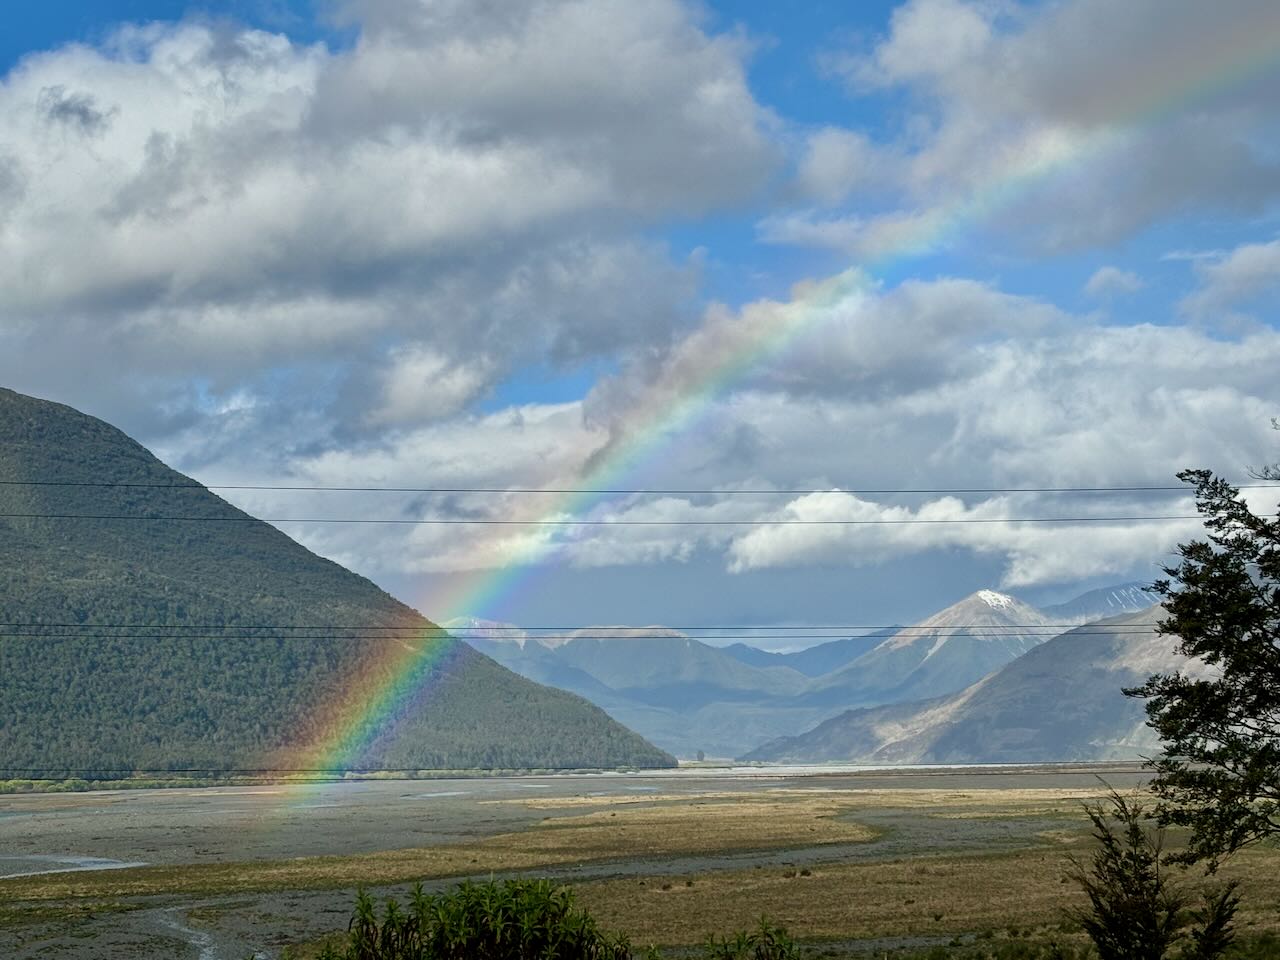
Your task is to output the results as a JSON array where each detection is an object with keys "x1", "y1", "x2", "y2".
[{"x1": 2, "y1": 0, "x2": 1278, "y2": 635}]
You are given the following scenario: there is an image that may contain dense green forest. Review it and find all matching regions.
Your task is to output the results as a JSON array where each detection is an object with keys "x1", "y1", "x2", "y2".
[{"x1": 0, "y1": 388, "x2": 674, "y2": 775}]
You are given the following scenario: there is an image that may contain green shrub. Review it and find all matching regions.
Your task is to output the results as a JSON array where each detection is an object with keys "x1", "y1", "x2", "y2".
[
  {"x1": 1068, "y1": 790, "x2": 1240, "y2": 960},
  {"x1": 703, "y1": 917, "x2": 799, "y2": 960},
  {"x1": 319, "y1": 879, "x2": 632, "y2": 960}
]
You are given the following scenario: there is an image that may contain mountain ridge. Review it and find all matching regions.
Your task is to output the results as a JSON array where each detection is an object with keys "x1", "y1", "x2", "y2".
[
  {"x1": 468, "y1": 585, "x2": 1167, "y2": 758},
  {"x1": 743, "y1": 607, "x2": 1192, "y2": 764},
  {"x1": 0, "y1": 387, "x2": 675, "y2": 774}
]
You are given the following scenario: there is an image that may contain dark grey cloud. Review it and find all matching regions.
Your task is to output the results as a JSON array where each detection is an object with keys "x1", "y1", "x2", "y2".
[
  {"x1": 37, "y1": 85, "x2": 115, "y2": 135},
  {"x1": 0, "y1": 154, "x2": 25, "y2": 224}
]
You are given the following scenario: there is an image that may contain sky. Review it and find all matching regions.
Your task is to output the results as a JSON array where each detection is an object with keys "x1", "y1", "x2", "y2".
[{"x1": 2, "y1": 0, "x2": 1279, "y2": 641}]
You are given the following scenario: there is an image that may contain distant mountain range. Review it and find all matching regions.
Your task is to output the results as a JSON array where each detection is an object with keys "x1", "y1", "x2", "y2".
[
  {"x1": 462, "y1": 583, "x2": 1173, "y2": 759},
  {"x1": 797, "y1": 590, "x2": 1054, "y2": 709},
  {"x1": 462, "y1": 624, "x2": 821, "y2": 759},
  {"x1": 0, "y1": 387, "x2": 674, "y2": 775},
  {"x1": 719, "y1": 632, "x2": 894, "y2": 676},
  {"x1": 2, "y1": 388, "x2": 1178, "y2": 772},
  {"x1": 744, "y1": 607, "x2": 1200, "y2": 764},
  {"x1": 1041, "y1": 583, "x2": 1161, "y2": 621}
]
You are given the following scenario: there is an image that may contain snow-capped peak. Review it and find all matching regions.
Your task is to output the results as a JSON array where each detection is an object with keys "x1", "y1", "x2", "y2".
[
  {"x1": 976, "y1": 589, "x2": 1015, "y2": 610},
  {"x1": 443, "y1": 617, "x2": 528, "y2": 647}
]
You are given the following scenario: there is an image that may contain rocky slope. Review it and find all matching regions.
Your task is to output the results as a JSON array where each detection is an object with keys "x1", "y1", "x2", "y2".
[{"x1": 744, "y1": 608, "x2": 1198, "y2": 763}]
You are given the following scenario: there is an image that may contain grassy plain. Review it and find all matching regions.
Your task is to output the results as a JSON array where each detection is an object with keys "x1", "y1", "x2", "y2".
[
  {"x1": 6, "y1": 778, "x2": 1280, "y2": 957},
  {"x1": 575, "y1": 843, "x2": 1280, "y2": 948},
  {"x1": 0, "y1": 790, "x2": 877, "y2": 901}
]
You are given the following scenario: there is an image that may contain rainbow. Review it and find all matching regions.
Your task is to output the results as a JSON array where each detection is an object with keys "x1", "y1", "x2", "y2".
[
  {"x1": 290, "y1": 626, "x2": 462, "y2": 774},
  {"x1": 295, "y1": 14, "x2": 1280, "y2": 774}
]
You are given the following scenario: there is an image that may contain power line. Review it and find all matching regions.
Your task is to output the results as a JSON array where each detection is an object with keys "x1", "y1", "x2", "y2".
[
  {"x1": 0, "y1": 773, "x2": 680, "y2": 778},
  {"x1": 0, "y1": 760, "x2": 1142, "y2": 777},
  {"x1": 2, "y1": 479, "x2": 1274, "y2": 495},
  {"x1": 0, "y1": 621, "x2": 1161, "y2": 633},
  {"x1": 0, "y1": 512, "x2": 1225, "y2": 525},
  {"x1": 0, "y1": 630, "x2": 1162, "y2": 642}
]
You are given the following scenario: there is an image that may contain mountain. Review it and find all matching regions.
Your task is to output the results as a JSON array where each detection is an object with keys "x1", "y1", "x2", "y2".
[
  {"x1": 802, "y1": 590, "x2": 1055, "y2": 708},
  {"x1": 463, "y1": 585, "x2": 1160, "y2": 759},
  {"x1": 542, "y1": 628, "x2": 812, "y2": 706},
  {"x1": 744, "y1": 607, "x2": 1197, "y2": 763},
  {"x1": 467, "y1": 626, "x2": 821, "y2": 758},
  {"x1": 720, "y1": 630, "x2": 895, "y2": 677},
  {"x1": 0, "y1": 388, "x2": 674, "y2": 775},
  {"x1": 1041, "y1": 582, "x2": 1161, "y2": 622}
]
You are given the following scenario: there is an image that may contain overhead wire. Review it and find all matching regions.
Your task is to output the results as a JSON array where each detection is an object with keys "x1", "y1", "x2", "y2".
[
  {"x1": 0, "y1": 479, "x2": 1275, "y2": 495},
  {"x1": 0, "y1": 512, "x2": 1236, "y2": 525},
  {"x1": 0, "y1": 630, "x2": 1163, "y2": 642}
]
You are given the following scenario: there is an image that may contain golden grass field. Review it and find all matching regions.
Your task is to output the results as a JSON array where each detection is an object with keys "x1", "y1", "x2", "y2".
[
  {"x1": 5, "y1": 782, "x2": 1280, "y2": 954},
  {"x1": 0, "y1": 790, "x2": 877, "y2": 901},
  {"x1": 575, "y1": 842, "x2": 1280, "y2": 947}
]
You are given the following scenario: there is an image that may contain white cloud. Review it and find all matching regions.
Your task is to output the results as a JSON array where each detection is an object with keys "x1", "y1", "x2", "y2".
[
  {"x1": 562, "y1": 273, "x2": 1280, "y2": 587},
  {"x1": 787, "y1": 0, "x2": 1280, "y2": 257},
  {"x1": 1180, "y1": 238, "x2": 1280, "y2": 320},
  {"x1": 841, "y1": 0, "x2": 997, "y2": 93},
  {"x1": 0, "y1": 3, "x2": 773, "y2": 429},
  {"x1": 1085, "y1": 266, "x2": 1144, "y2": 299},
  {"x1": 725, "y1": 490, "x2": 1203, "y2": 588},
  {"x1": 584, "y1": 271, "x2": 1062, "y2": 446},
  {"x1": 5, "y1": 1, "x2": 1277, "y2": 612},
  {"x1": 793, "y1": 127, "x2": 888, "y2": 206},
  {"x1": 369, "y1": 346, "x2": 492, "y2": 425},
  {"x1": 184, "y1": 270, "x2": 1280, "y2": 592},
  {"x1": 757, "y1": 209, "x2": 945, "y2": 260}
]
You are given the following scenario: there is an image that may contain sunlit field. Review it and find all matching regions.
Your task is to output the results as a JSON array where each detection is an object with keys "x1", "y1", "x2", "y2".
[{"x1": 5, "y1": 766, "x2": 1277, "y2": 958}]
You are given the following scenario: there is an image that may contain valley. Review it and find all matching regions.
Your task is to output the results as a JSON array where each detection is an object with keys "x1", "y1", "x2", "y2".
[
  {"x1": 4, "y1": 3, "x2": 1278, "y2": 957},
  {"x1": 462, "y1": 585, "x2": 1166, "y2": 760},
  {"x1": 5, "y1": 763, "x2": 1231, "y2": 959}
]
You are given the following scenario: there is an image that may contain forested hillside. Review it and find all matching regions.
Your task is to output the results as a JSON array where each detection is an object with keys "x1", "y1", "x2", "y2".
[{"x1": 0, "y1": 388, "x2": 674, "y2": 775}]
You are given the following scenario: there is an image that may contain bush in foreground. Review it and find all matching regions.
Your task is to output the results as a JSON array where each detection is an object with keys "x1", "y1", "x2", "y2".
[
  {"x1": 1069, "y1": 790, "x2": 1239, "y2": 960},
  {"x1": 314, "y1": 879, "x2": 808, "y2": 960},
  {"x1": 311, "y1": 868, "x2": 1275, "y2": 960},
  {"x1": 704, "y1": 918, "x2": 799, "y2": 960},
  {"x1": 318, "y1": 879, "x2": 633, "y2": 960}
]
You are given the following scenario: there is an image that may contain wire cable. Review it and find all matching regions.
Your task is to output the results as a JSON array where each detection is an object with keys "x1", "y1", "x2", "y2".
[
  {"x1": 1, "y1": 479, "x2": 1275, "y2": 495},
  {"x1": 0, "y1": 629, "x2": 1163, "y2": 642},
  {"x1": 0, "y1": 512, "x2": 1229, "y2": 525}
]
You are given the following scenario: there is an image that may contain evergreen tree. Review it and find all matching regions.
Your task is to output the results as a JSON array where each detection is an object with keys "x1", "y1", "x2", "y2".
[{"x1": 1126, "y1": 469, "x2": 1280, "y2": 866}]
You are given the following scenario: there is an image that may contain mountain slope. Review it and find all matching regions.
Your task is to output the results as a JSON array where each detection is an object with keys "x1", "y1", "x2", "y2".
[
  {"x1": 720, "y1": 631, "x2": 895, "y2": 676},
  {"x1": 804, "y1": 590, "x2": 1055, "y2": 708},
  {"x1": 745, "y1": 607, "x2": 1191, "y2": 763},
  {"x1": 1041, "y1": 582, "x2": 1161, "y2": 622},
  {"x1": 0, "y1": 387, "x2": 674, "y2": 774},
  {"x1": 468, "y1": 627, "x2": 820, "y2": 757},
  {"x1": 549, "y1": 629, "x2": 810, "y2": 705}
]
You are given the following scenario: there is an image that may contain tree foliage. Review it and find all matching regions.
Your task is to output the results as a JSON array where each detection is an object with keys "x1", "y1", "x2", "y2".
[
  {"x1": 318, "y1": 880, "x2": 808, "y2": 960},
  {"x1": 0, "y1": 387, "x2": 674, "y2": 776},
  {"x1": 323, "y1": 880, "x2": 634, "y2": 960},
  {"x1": 1069, "y1": 789, "x2": 1238, "y2": 960},
  {"x1": 703, "y1": 918, "x2": 799, "y2": 960},
  {"x1": 1126, "y1": 469, "x2": 1280, "y2": 866}
]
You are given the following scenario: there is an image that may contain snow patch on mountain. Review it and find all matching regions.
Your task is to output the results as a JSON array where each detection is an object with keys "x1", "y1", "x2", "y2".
[
  {"x1": 444, "y1": 617, "x2": 529, "y2": 648},
  {"x1": 976, "y1": 589, "x2": 1015, "y2": 610}
]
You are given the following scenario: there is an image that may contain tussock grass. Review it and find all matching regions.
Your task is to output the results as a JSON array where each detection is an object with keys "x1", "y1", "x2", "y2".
[
  {"x1": 8, "y1": 784, "x2": 1280, "y2": 954},
  {"x1": 0, "y1": 792, "x2": 875, "y2": 900},
  {"x1": 507, "y1": 787, "x2": 1112, "y2": 812},
  {"x1": 509, "y1": 796, "x2": 878, "y2": 858},
  {"x1": 573, "y1": 844, "x2": 1280, "y2": 948}
]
